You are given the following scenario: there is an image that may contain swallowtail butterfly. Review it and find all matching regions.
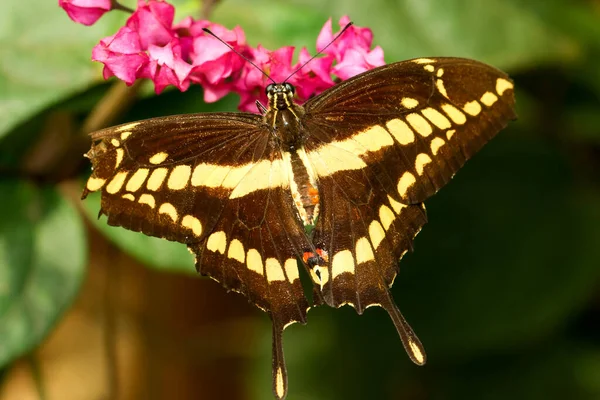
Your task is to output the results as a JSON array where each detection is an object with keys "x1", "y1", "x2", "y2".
[{"x1": 82, "y1": 56, "x2": 516, "y2": 399}]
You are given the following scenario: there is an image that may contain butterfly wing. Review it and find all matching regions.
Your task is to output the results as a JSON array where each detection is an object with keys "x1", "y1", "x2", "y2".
[
  {"x1": 83, "y1": 113, "x2": 313, "y2": 398},
  {"x1": 303, "y1": 57, "x2": 516, "y2": 204},
  {"x1": 300, "y1": 57, "x2": 516, "y2": 363}
]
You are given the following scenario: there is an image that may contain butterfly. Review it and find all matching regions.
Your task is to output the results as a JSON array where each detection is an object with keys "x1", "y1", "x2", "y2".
[{"x1": 82, "y1": 56, "x2": 516, "y2": 399}]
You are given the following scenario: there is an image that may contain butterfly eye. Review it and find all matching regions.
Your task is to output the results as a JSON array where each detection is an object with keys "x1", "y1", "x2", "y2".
[
  {"x1": 265, "y1": 83, "x2": 275, "y2": 96},
  {"x1": 285, "y1": 83, "x2": 295, "y2": 94}
]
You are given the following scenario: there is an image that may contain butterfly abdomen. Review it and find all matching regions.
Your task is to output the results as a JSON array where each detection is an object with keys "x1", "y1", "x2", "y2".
[{"x1": 284, "y1": 149, "x2": 320, "y2": 227}]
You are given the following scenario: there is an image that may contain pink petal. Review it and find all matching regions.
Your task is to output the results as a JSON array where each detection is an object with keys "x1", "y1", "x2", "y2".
[
  {"x1": 365, "y1": 46, "x2": 385, "y2": 67},
  {"x1": 127, "y1": 0, "x2": 175, "y2": 49},
  {"x1": 92, "y1": 27, "x2": 149, "y2": 85},
  {"x1": 59, "y1": 0, "x2": 111, "y2": 26},
  {"x1": 146, "y1": 40, "x2": 193, "y2": 91},
  {"x1": 316, "y1": 18, "x2": 334, "y2": 54}
]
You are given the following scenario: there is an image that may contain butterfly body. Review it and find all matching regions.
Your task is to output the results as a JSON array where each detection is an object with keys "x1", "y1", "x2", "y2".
[{"x1": 82, "y1": 57, "x2": 516, "y2": 399}]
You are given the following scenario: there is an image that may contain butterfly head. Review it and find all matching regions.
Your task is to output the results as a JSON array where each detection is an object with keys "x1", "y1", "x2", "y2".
[{"x1": 266, "y1": 83, "x2": 295, "y2": 110}]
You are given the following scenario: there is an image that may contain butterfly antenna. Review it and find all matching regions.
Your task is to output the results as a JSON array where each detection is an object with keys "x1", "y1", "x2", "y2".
[
  {"x1": 202, "y1": 28, "x2": 276, "y2": 84},
  {"x1": 283, "y1": 21, "x2": 353, "y2": 83}
]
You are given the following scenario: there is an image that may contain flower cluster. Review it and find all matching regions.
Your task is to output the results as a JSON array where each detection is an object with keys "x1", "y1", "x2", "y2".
[{"x1": 59, "y1": 0, "x2": 385, "y2": 112}]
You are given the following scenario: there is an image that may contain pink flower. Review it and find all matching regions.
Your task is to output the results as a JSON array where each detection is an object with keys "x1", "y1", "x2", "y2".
[
  {"x1": 127, "y1": 0, "x2": 176, "y2": 49},
  {"x1": 316, "y1": 15, "x2": 384, "y2": 80},
  {"x1": 92, "y1": 26, "x2": 149, "y2": 85},
  {"x1": 234, "y1": 45, "x2": 297, "y2": 112},
  {"x1": 59, "y1": 0, "x2": 112, "y2": 26},
  {"x1": 288, "y1": 47, "x2": 335, "y2": 102},
  {"x1": 188, "y1": 23, "x2": 248, "y2": 102},
  {"x1": 139, "y1": 39, "x2": 193, "y2": 93},
  {"x1": 87, "y1": 8, "x2": 384, "y2": 112},
  {"x1": 317, "y1": 16, "x2": 373, "y2": 60},
  {"x1": 332, "y1": 45, "x2": 384, "y2": 80}
]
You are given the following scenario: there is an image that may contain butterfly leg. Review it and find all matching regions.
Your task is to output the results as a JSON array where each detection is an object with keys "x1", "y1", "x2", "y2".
[{"x1": 256, "y1": 100, "x2": 268, "y2": 115}]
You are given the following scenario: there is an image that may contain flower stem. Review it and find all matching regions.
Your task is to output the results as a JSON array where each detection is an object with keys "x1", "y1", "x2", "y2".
[{"x1": 111, "y1": 0, "x2": 134, "y2": 13}]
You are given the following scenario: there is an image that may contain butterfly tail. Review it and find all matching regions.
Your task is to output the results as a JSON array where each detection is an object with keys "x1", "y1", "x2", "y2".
[{"x1": 380, "y1": 292, "x2": 427, "y2": 366}]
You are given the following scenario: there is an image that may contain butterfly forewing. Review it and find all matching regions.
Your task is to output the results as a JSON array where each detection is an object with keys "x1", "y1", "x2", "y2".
[
  {"x1": 303, "y1": 57, "x2": 516, "y2": 205},
  {"x1": 83, "y1": 113, "x2": 271, "y2": 243}
]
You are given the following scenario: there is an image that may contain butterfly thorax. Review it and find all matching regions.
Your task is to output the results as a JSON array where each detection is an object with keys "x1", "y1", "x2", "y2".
[
  {"x1": 265, "y1": 83, "x2": 319, "y2": 228},
  {"x1": 265, "y1": 83, "x2": 307, "y2": 150}
]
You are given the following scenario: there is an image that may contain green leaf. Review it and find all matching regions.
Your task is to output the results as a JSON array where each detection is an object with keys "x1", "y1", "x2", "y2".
[
  {"x1": 213, "y1": 2, "x2": 329, "y2": 51},
  {"x1": 0, "y1": 0, "x2": 129, "y2": 139},
  {"x1": 215, "y1": 0, "x2": 579, "y2": 70},
  {"x1": 82, "y1": 191, "x2": 195, "y2": 274},
  {"x1": 0, "y1": 180, "x2": 86, "y2": 367},
  {"x1": 399, "y1": 131, "x2": 600, "y2": 360}
]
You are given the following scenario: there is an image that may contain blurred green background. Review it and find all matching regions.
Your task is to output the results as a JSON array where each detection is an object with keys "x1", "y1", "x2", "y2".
[{"x1": 1, "y1": 0, "x2": 600, "y2": 399}]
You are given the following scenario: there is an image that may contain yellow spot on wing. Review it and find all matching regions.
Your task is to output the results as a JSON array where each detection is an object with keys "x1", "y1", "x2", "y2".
[
  {"x1": 436, "y1": 79, "x2": 449, "y2": 98},
  {"x1": 86, "y1": 177, "x2": 106, "y2": 191},
  {"x1": 441, "y1": 104, "x2": 467, "y2": 125},
  {"x1": 227, "y1": 240, "x2": 245, "y2": 263},
  {"x1": 480, "y1": 91, "x2": 498, "y2": 107},
  {"x1": 230, "y1": 159, "x2": 287, "y2": 199},
  {"x1": 379, "y1": 205, "x2": 395, "y2": 230},
  {"x1": 190, "y1": 159, "x2": 288, "y2": 197},
  {"x1": 463, "y1": 100, "x2": 482, "y2": 116},
  {"x1": 167, "y1": 165, "x2": 191, "y2": 190},
  {"x1": 308, "y1": 142, "x2": 367, "y2": 178},
  {"x1": 193, "y1": 163, "x2": 236, "y2": 188},
  {"x1": 369, "y1": 220, "x2": 386, "y2": 249},
  {"x1": 138, "y1": 193, "x2": 156, "y2": 208},
  {"x1": 121, "y1": 194, "x2": 135, "y2": 201},
  {"x1": 266, "y1": 258, "x2": 286, "y2": 282},
  {"x1": 406, "y1": 113, "x2": 432, "y2": 137},
  {"x1": 311, "y1": 265, "x2": 330, "y2": 288},
  {"x1": 126, "y1": 168, "x2": 149, "y2": 192},
  {"x1": 275, "y1": 368, "x2": 285, "y2": 399},
  {"x1": 422, "y1": 107, "x2": 451, "y2": 129},
  {"x1": 284, "y1": 258, "x2": 299, "y2": 282},
  {"x1": 115, "y1": 148, "x2": 124, "y2": 168},
  {"x1": 430, "y1": 137, "x2": 446, "y2": 155},
  {"x1": 116, "y1": 122, "x2": 140, "y2": 132},
  {"x1": 352, "y1": 125, "x2": 394, "y2": 152},
  {"x1": 120, "y1": 131, "x2": 132, "y2": 140},
  {"x1": 149, "y1": 152, "x2": 168, "y2": 165},
  {"x1": 182, "y1": 215, "x2": 202, "y2": 236},
  {"x1": 158, "y1": 202, "x2": 178, "y2": 222},
  {"x1": 446, "y1": 130, "x2": 456, "y2": 140},
  {"x1": 331, "y1": 250, "x2": 355, "y2": 279},
  {"x1": 409, "y1": 340, "x2": 426, "y2": 365},
  {"x1": 436, "y1": 68, "x2": 444, "y2": 77},
  {"x1": 386, "y1": 119, "x2": 415, "y2": 145},
  {"x1": 106, "y1": 171, "x2": 128, "y2": 194},
  {"x1": 401, "y1": 97, "x2": 419, "y2": 109},
  {"x1": 424, "y1": 65, "x2": 435, "y2": 72},
  {"x1": 415, "y1": 153, "x2": 432, "y2": 175},
  {"x1": 147, "y1": 168, "x2": 168, "y2": 191},
  {"x1": 496, "y1": 78, "x2": 513, "y2": 95},
  {"x1": 387, "y1": 195, "x2": 406, "y2": 214},
  {"x1": 207, "y1": 231, "x2": 227, "y2": 255},
  {"x1": 413, "y1": 58, "x2": 436, "y2": 64},
  {"x1": 355, "y1": 237, "x2": 375, "y2": 264},
  {"x1": 246, "y1": 249, "x2": 264, "y2": 275},
  {"x1": 111, "y1": 139, "x2": 120, "y2": 147},
  {"x1": 397, "y1": 172, "x2": 416, "y2": 197}
]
